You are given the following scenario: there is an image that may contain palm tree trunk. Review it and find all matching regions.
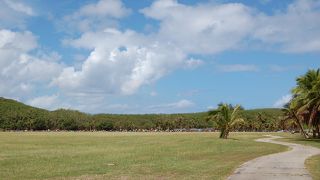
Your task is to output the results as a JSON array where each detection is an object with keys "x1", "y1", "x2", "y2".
[
  {"x1": 312, "y1": 128, "x2": 317, "y2": 138},
  {"x1": 220, "y1": 128, "x2": 229, "y2": 139},
  {"x1": 293, "y1": 113, "x2": 309, "y2": 139},
  {"x1": 224, "y1": 125, "x2": 230, "y2": 139},
  {"x1": 219, "y1": 128, "x2": 225, "y2": 138},
  {"x1": 224, "y1": 130, "x2": 229, "y2": 139},
  {"x1": 316, "y1": 125, "x2": 320, "y2": 138}
]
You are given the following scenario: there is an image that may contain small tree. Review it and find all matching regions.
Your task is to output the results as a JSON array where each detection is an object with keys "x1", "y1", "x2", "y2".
[{"x1": 208, "y1": 103, "x2": 244, "y2": 139}]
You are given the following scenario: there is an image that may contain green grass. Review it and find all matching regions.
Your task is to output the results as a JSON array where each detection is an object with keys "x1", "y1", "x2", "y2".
[
  {"x1": 306, "y1": 155, "x2": 320, "y2": 180},
  {"x1": 0, "y1": 132, "x2": 287, "y2": 180},
  {"x1": 275, "y1": 133, "x2": 320, "y2": 180}
]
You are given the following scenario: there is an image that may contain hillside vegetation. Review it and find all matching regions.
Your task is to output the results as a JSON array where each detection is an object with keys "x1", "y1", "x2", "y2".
[{"x1": 0, "y1": 97, "x2": 284, "y2": 131}]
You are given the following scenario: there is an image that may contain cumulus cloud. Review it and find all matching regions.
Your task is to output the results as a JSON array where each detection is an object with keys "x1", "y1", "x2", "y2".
[
  {"x1": 273, "y1": 94, "x2": 292, "y2": 107},
  {"x1": 216, "y1": 64, "x2": 259, "y2": 72},
  {"x1": 141, "y1": 0, "x2": 320, "y2": 54},
  {"x1": 141, "y1": 0, "x2": 255, "y2": 54},
  {"x1": 55, "y1": 28, "x2": 186, "y2": 95},
  {"x1": 0, "y1": 29, "x2": 37, "y2": 51},
  {"x1": 55, "y1": 0, "x2": 261, "y2": 97},
  {"x1": 0, "y1": 29, "x2": 63, "y2": 100},
  {"x1": 54, "y1": 0, "x2": 320, "y2": 101},
  {"x1": 2, "y1": 0, "x2": 319, "y2": 113}
]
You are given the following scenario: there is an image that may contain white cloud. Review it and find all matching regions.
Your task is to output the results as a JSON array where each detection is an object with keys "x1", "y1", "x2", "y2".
[
  {"x1": 4, "y1": 0, "x2": 36, "y2": 16},
  {"x1": 0, "y1": 1, "x2": 35, "y2": 29},
  {"x1": 54, "y1": 0, "x2": 265, "y2": 98},
  {"x1": 0, "y1": 29, "x2": 63, "y2": 100},
  {"x1": 152, "y1": 99, "x2": 194, "y2": 109},
  {"x1": 0, "y1": 29, "x2": 37, "y2": 51},
  {"x1": 52, "y1": 0, "x2": 320, "y2": 108},
  {"x1": 253, "y1": 0, "x2": 320, "y2": 53},
  {"x1": 77, "y1": 0, "x2": 130, "y2": 18},
  {"x1": 147, "y1": 99, "x2": 195, "y2": 113},
  {"x1": 61, "y1": 0, "x2": 130, "y2": 32},
  {"x1": 184, "y1": 58, "x2": 204, "y2": 69},
  {"x1": 27, "y1": 94, "x2": 60, "y2": 110},
  {"x1": 141, "y1": 0, "x2": 255, "y2": 54},
  {"x1": 2, "y1": 0, "x2": 319, "y2": 114},
  {"x1": 141, "y1": 0, "x2": 320, "y2": 54},
  {"x1": 216, "y1": 64, "x2": 259, "y2": 72},
  {"x1": 273, "y1": 94, "x2": 292, "y2": 108},
  {"x1": 55, "y1": 28, "x2": 186, "y2": 95},
  {"x1": 173, "y1": 99, "x2": 195, "y2": 108}
]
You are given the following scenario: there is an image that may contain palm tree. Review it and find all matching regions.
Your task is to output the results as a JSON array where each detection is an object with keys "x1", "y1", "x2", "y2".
[
  {"x1": 291, "y1": 69, "x2": 320, "y2": 138},
  {"x1": 281, "y1": 107, "x2": 308, "y2": 138},
  {"x1": 208, "y1": 103, "x2": 244, "y2": 139}
]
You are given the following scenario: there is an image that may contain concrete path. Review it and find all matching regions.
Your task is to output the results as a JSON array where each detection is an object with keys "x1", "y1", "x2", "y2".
[{"x1": 228, "y1": 135, "x2": 320, "y2": 180}]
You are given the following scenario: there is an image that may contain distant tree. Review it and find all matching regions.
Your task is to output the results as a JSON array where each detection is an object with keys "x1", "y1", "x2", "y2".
[
  {"x1": 97, "y1": 121, "x2": 113, "y2": 131},
  {"x1": 208, "y1": 104, "x2": 244, "y2": 139}
]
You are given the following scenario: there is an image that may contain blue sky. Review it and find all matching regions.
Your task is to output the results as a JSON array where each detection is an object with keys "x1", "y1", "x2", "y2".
[{"x1": 0, "y1": 0, "x2": 319, "y2": 114}]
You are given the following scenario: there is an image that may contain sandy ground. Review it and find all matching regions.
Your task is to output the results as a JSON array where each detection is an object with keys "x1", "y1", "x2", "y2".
[{"x1": 228, "y1": 135, "x2": 320, "y2": 180}]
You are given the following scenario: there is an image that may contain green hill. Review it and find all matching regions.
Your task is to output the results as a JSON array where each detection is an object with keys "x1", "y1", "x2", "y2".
[
  {"x1": 0, "y1": 97, "x2": 283, "y2": 131},
  {"x1": 0, "y1": 97, "x2": 50, "y2": 130},
  {"x1": 0, "y1": 97, "x2": 46, "y2": 112}
]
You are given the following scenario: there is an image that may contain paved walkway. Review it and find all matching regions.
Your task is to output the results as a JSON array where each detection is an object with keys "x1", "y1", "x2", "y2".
[{"x1": 228, "y1": 135, "x2": 320, "y2": 180}]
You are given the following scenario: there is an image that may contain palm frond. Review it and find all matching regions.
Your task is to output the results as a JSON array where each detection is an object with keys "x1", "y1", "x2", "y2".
[{"x1": 230, "y1": 118, "x2": 245, "y2": 127}]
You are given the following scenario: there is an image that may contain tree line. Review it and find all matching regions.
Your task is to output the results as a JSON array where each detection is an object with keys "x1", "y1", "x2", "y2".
[
  {"x1": 0, "y1": 97, "x2": 283, "y2": 132},
  {"x1": 5, "y1": 68, "x2": 318, "y2": 134}
]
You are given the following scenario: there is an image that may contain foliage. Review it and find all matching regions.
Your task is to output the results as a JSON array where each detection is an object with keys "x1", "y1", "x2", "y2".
[
  {"x1": 0, "y1": 97, "x2": 284, "y2": 132},
  {"x1": 208, "y1": 104, "x2": 244, "y2": 138},
  {"x1": 281, "y1": 108, "x2": 308, "y2": 138},
  {"x1": 288, "y1": 68, "x2": 320, "y2": 138}
]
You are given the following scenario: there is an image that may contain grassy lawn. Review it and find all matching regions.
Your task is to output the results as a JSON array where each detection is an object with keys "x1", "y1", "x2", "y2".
[
  {"x1": 275, "y1": 133, "x2": 320, "y2": 180},
  {"x1": 0, "y1": 132, "x2": 287, "y2": 180}
]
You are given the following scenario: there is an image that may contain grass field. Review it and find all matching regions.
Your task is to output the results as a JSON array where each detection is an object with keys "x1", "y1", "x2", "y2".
[
  {"x1": 0, "y1": 132, "x2": 289, "y2": 180},
  {"x1": 277, "y1": 133, "x2": 320, "y2": 180}
]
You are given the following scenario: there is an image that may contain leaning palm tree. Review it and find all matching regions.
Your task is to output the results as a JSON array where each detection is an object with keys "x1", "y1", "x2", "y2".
[
  {"x1": 208, "y1": 104, "x2": 244, "y2": 139},
  {"x1": 281, "y1": 107, "x2": 308, "y2": 138},
  {"x1": 291, "y1": 69, "x2": 320, "y2": 138}
]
